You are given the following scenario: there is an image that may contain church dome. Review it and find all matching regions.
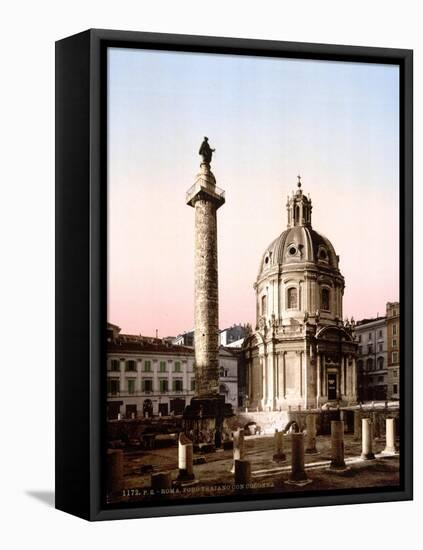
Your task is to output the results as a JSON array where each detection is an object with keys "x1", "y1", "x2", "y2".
[
  {"x1": 254, "y1": 176, "x2": 345, "y2": 329},
  {"x1": 258, "y1": 225, "x2": 339, "y2": 278},
  {"x1": 257, "y1": 177, "x2": 340, "y2": 280}
]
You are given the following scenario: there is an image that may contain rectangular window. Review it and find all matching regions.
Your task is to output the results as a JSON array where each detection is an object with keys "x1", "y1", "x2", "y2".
[
  {"x1": 393, "y1": 384, "x2": 398, "y2": 394},
  {"x1": 393, "y1": 324, "x2": 397, "y2": 335},
  {"x1": 173, "y1": 379, "x2": 183, "y2": 392},
  {"x1": 191, "y1": 378, "x2": 196, "y2": 391},
  {"x1": 174, "y1": 361, "x2": 181, "y2": 372},
  {"x1": 110, "y1": 359, "x2": 120, "y2": 371},
  {"x1": 378, "y1": 330, "x2": 382, "y2": 338},
  {"x1": 108, "y1": 379, "x2": 119, "y2": 395},
  {"x1": 159, "y1": 379, "x2": 168, "y2": 392},
  {"x1": 358, "y1": 335, "x2": 362, "y2": 343},
  {"x1": 127, "y1": 379, "x2": 135, "y2": 394},
  {"x1": 394, "y1": 370, "x2": 398, "y2": 377},
  {"x1": 126, "y1": 360, "x2": 137, "y2": 372},
  {"x1": 144, "y1": 361, "x2": 151, "y2": 372},
  {"x1": 392, "y1": 351, "x2": 398, "y2": 363},
  {"x1": 378, "y1": 375, "x2": 383, "y2": 383},
  {"x1": 378, "y1": 343, "x2": 383, "y2": 352},
  {"x1": 159, "y1": 361, "x2": 167, "y2": 372},
  {"x1": 393, "y1": 339, "x2": 397, "y2": 348},
  {"x1": 368, "y1": 332, "x2": 372, "y2": 341},
  {"x1": 142, "y1": 379, "x2": 153, "y2": 392}
]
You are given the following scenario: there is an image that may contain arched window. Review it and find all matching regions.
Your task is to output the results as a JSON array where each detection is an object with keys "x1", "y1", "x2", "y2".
[
  {"x1": 377, "y1": 357, "x2": 384, "y2": 370},
  {"x1": 366, "y1": 358, "x2": 373, "y2": 371},
  {"x1": 287, "y1": 287, "x2": 298, "y2": 309},
  {"x1": 295, "y1": 205, "x2": 300, "y2": 223},
  {"x1": 321, "y1": 288, "x2": 330, "y2": 311}
]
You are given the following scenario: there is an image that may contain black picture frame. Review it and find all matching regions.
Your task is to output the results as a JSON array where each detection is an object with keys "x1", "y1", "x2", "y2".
[{"x1": 55, "y1": 28, "x2": 413, "y2": 521}]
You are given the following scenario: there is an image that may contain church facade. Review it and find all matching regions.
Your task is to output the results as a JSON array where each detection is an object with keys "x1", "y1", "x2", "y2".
[{"x1": 243, "y1": 178, "x2": 357, "y2": 411}]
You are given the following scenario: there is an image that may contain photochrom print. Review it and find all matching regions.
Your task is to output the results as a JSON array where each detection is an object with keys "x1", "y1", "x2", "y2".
[{"x1": 105, "y1": 47, "x2": 401, "y2": 507}]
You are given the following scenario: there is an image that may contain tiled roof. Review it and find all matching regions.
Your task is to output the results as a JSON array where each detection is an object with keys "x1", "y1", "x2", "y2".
[{"x1": 107, "y1": 340, "x2": 194, "y2": 355}]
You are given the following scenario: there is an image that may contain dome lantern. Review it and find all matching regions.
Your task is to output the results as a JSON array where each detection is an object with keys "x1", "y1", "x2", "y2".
[{"x1": 286, "y1": 175, "x2": 313, "y2": 228}]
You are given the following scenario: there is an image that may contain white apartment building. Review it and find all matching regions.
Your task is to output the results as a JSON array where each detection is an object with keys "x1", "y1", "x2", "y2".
[
  {"x1": 106, "y1": 325, "x2": 239, "y2": 419},
  {"x1": 355, "y1": 316, "x2": 388, "y2": 401}
]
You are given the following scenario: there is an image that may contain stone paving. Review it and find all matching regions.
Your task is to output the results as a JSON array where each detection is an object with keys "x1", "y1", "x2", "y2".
[{"x1": 112, "y1": 433, "x2": 400, "y2": 504}]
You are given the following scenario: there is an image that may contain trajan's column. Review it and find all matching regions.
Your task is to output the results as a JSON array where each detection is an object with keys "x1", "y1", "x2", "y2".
[{"x1": 183, "y1": 137, "x2": 232, "y2": 450}]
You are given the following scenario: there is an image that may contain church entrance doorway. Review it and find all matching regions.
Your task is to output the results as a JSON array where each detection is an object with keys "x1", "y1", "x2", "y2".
[{"x1": 327, "y1": 373, "x2": 337, "y2": 400}]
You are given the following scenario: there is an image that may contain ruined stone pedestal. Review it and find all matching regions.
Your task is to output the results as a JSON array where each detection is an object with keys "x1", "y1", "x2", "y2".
[{"x1": 183, "y1": 394, "x2": 233, "y2": 452}]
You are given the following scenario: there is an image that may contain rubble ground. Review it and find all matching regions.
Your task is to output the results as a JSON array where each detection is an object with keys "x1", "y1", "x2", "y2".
[{"x1": 112, "y1": 433, "x2": 400, "y2": 504}]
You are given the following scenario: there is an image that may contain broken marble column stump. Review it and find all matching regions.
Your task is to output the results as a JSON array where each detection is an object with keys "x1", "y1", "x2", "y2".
[
  {"x1": 176, "y1": 433, "x2": 195, "y2": 482},
  {"x1": 330, "y1": 420, "x2": 347, "y2": 470},
  {"x1": 305, "y1": 414, "x2": 318, "y2": 454},
  {"x1": 231, "y1": 428, "x2": 245, "y2": 473},
  {"x1": 361, "y1": 418, "x2": 375, "y2": 460},
  {"x1": 286, "y1": 432, "x2": 311, "y2": 486},
  {"x1": 273, "y1": 429, "x2": 286, "y2": 462},
  {"x1": 383, "y1": 417, "x2": 398, "y2": 454}
]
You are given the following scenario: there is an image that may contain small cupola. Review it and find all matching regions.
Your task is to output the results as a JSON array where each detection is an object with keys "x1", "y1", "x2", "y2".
[{"x1": 286, "y1": 175, "x2": 312, "y2": 228}]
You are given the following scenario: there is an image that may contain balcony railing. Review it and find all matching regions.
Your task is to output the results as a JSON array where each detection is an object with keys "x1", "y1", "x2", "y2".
[{"x1": 186, "y1": 181, "x2": 225, "y2": 204}]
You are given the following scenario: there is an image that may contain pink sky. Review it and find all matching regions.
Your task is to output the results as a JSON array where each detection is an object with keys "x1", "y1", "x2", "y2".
[{"x1": 107, "y1": 49, "x2": 399, "y2": 337}]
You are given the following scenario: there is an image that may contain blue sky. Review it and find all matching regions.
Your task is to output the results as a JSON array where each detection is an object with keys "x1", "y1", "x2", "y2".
[{"x1": 108, "y1": 47, "x2": 399, "y2": 336}]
